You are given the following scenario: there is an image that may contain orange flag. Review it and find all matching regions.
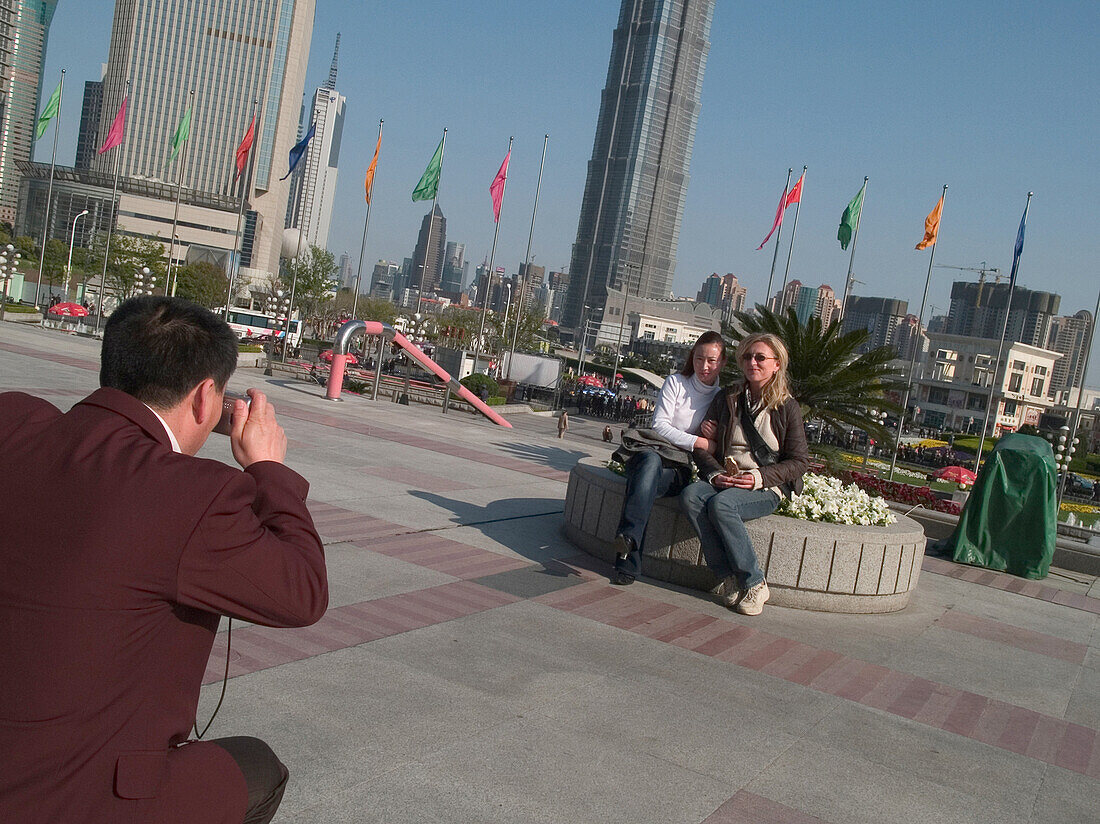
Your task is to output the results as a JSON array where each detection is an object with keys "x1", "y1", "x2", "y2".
[
  {"x1": 364, "y1": 131, "x2": 381, "y2": 204},
  {"x1": 915, "y1": 195, "x2": 943, "y2": 250}
]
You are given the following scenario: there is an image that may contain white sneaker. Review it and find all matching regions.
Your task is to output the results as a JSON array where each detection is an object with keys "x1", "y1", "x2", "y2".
[
  {"x1": 735, "y1": 581, "x2": 770, "y2": 616},
  {"x1": 717, "y1": 577, "x2": 741, "y2": 608}
]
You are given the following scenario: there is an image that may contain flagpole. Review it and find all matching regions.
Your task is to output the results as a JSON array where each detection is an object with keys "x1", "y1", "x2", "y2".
[
  {"x1": 33, "y1": 69, "x2": 63, "y2": 310},
  {"x1": 281, "y1": 156, "x2": 311, "y2": 364},
  {"x1": 764, "y1": 167, "x2": 792, "y2": 311},
  {"x1": 472, "y1": 135, "x2": 511, "y2": 376},
  {"x1": 507, "y1": 133, "x2": 548, "y2": 380},
  {"x1": 889, "y1": 184, "x2": 947, "y2": 481},
  {"x1": 1057, "y1": 285, "x2": 1100, "y2": 508},
  {"x1": 352, "y1": 119, "x2": 383, "y2": 321},
  {"x1": 779, "y1": 165, "x2": 807, "y2": 299},
  {"x1": 416, "y1": 128, "x2": 447, "y2": 315},
  {"x1": 838, "y1": 176, "x2": 869, "y2": 324},
  {"x1": 976, "y1": 192, "x2": 1032, "y2": 470},
  {"x1": 94, "y1": 79, "x2": 128, "y2": 335},
  {"x1": 166, "y1": 89, "x2": 194, "y2": 296},
  {"x1": 225, "y1": 100, "x2": 259, "y2": 317}
]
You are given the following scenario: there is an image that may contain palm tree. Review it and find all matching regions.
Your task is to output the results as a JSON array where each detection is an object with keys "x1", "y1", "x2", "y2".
[{"x1": 725, "y1": 306, "x2": 905, "y2": 445}]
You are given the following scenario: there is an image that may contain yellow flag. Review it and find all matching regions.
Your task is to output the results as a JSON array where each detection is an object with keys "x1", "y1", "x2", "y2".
[
  {"x1": 364, "y1": 131, "x2": 381, "y2": 204},
  {"x1": 915, "y1": 195, "x2": 944, "y2": 250}
]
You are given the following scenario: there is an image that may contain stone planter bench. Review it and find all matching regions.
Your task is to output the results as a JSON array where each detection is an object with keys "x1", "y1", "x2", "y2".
[{"x1": 563, "y1": 458, "x2": 926, "y2": 614}]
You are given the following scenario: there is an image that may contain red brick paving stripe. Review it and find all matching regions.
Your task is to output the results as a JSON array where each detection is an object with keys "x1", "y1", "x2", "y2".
[
  {"x1": 202, "y1": 581, "x2": 516, "y2": 685},
  {"x1": 703, "y1": 790, "x2": 833, "y2": 824},
  {"x1": 935, "y1": 609, "x2": 1087, "y2": 664},
  {"x1": 358, "y1": 465, "x2": 475, "y2": 492},
  {"x1": 431, "y1": 553, "x2": 531, "y2": 580},
  {"x1": 921, "y1": 556, "x2": 1100, "y2": 615},
  {"x1": 542, "y1": 578, "x2": 1100, "y2": 779},
  {"x1": 605, "y1": 601, "x2": 678, "y2": 631}
]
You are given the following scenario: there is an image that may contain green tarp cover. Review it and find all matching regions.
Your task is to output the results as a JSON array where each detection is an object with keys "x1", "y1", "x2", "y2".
[{"x1": 948, "y1": 433, "x2": 1057, "y2": 579}]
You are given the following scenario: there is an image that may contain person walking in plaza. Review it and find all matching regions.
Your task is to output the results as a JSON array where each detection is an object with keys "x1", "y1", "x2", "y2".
[
  {"x1": 681, "y1": 332, "x2": 808, "y2": 615},
  {"x1": 610, "y1": 331, "x2": 726, "y2": 586},
  {"x1": 558, "y1": 409, "x2": 569, "y2": 438},
  {"x1": 0, "y1": 296, "x2": 328, "y2": 824}
]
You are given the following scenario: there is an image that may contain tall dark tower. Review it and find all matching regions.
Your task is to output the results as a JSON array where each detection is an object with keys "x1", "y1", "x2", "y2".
[
  {"x1": 411, "y1": 205, "x2": 447, "y2": 295},
  {"x1": 562, "y1": 0, "x2": 716, "y2": 335}
]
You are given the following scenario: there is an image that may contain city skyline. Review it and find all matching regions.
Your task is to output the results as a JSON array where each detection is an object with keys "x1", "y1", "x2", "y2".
[{"x1": 32, "y1": 1, "x2": 1100, "y2": 383}]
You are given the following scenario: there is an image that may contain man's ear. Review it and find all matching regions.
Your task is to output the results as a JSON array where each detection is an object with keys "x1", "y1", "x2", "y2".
[{"x1": 190, "y1": 378, "x2": 221, "y2": 428}]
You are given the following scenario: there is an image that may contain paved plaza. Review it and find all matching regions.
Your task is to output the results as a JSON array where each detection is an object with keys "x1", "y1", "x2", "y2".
[{"x1": 3, "y1": 320, "x2": 1100, "y2": 824}]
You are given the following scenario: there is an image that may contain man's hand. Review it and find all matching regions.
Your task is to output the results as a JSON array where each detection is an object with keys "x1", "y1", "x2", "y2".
[
  {"x1": 230, "y1": 389, "x2": 287, "y2": 468},
  {"x1": 699, "y1": 420, "x2": 717, "y2": 440}
]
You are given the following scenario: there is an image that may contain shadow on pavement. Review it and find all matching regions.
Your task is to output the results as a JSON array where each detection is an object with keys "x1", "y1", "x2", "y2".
[{"x1": 492, "y1": 440, "x2": 593, "y2": 471}]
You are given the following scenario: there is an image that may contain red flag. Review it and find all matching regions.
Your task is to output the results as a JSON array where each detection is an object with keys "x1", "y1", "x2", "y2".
[
  {"x1": 755, "y1": 187, "x2": 788, "y2": 251},
  {"x1": 489, "y1": 150, "x2": 510, "y2": 223},
  {"x1": 784, "y1": 171, "x2": 805, "y2": 207},
  {"x1": 234, "y1": 117, "x2": 256, "y2": 179},
  {"x1": 97, "y1": 97, "x2": 127, "y2": 154}
]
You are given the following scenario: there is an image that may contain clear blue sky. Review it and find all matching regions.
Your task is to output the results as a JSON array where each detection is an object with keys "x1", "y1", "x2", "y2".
[{"x1": 38, "y1": 1, "x2": 1100, "y2": 382}]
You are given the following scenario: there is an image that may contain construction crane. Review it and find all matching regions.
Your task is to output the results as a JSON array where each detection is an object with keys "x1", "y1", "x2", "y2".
[{"x1": 934, "y1": 261, "x2": 1003, "y2": 307}]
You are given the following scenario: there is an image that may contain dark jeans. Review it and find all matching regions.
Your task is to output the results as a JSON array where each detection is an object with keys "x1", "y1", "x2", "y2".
[
  {"x1": 680, "y1": 481, "x2": 779, "y2": 589},
  {"x1": 211, "y1": 737, "x2": 289, "y2": 824},
  {"x1": 615, "y1": 450, "x2": 687, "y2": 577}
]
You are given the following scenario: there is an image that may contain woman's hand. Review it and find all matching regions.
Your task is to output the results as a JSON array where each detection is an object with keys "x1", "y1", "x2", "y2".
[{"x1": 712, "y1": 472, "x2": 755, "y2": 490}]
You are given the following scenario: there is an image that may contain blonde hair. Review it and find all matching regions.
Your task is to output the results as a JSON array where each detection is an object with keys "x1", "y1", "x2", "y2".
[{"x1": 736, "y1": 332, "x2": 791, "y2": 410}]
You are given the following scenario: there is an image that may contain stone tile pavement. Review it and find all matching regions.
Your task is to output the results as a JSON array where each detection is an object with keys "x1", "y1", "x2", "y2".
[{"x1": 3, "y1": 321, "x2": 1100, "y2": 823}]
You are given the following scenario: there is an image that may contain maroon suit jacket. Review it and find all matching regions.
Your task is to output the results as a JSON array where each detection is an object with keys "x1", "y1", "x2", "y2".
[{"x1": 0, "y1": 388, "x2": 328, "y2": 823}]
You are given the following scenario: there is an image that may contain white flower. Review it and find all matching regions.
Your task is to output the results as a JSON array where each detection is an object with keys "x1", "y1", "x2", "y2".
[{"x1": 778, "y1": 473, "x2": 897, "y2": 527}]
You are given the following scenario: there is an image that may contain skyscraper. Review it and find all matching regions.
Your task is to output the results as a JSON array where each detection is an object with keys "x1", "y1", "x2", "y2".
[
  {"x1": 74, "y1": 78, "x2": 104, "y2": 171},
  {"x1": 563, "y1": 0, "x2": 716, "y2": 336},
  {"x1": 0, "y1": 0, "x2": 59, "y2": 224},
  {"x1": 945, "y1": 281, "x2": 1060, "y2": 348},
  {"x1": 286, "y1": 35, "x2": 346, "y2": 253},
  {"x1": 440, "y1": 241, "x2": 465, "y2": 295},
  {"x1": 410, "y1": 205, "x2": 446, "y2": 296},
  {"x1": 94, "y1": 0, "x2": 314, "y2": 282}
]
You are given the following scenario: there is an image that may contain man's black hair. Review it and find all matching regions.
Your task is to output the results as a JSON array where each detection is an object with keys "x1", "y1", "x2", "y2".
[{"x1": 101, "y1": 296, "x2": 238, "y2": 409}]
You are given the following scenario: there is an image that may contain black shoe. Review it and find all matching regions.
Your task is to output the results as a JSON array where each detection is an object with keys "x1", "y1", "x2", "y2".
[
  {"x1": 613, "y1": 533, "x2": 636, "y2": 561},
  {"x1": 610, "y1": 570, "x2": 635, "y2": 586}
]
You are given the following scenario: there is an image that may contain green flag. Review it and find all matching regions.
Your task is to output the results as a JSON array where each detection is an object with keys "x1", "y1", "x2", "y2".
[
  {"x1": 838, "y1": 180, "x2": 866, "y2": 250},
  {"x1": 34, "y1": 81, "x2": 62, "y2": 141},
  {"x1": 167, "y1": 107, "x2": 192, "y2": 165},
  {"x1": 411, "y1": 137, "x2": 444, "y2": 202}
]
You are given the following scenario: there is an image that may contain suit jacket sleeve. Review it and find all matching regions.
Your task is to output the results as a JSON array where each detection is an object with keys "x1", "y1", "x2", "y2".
[
  {"x1": 757, "y1": 399, "x2": 810, "y2": 491},
  {"x1": 691, "y1": 392, "x2": 727, "y2": 481},
  {"x1": 175, "y1": 460, "x2": 328, "y2": 628}
]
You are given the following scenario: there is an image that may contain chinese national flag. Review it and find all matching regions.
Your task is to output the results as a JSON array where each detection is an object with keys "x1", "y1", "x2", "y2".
[{"x1": 234, "y1": 117, "x2": 256, "y2": 179}]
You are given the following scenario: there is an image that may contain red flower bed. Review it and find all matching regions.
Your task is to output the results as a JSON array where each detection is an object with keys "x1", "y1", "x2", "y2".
[{"x1": 841, "y1": 471, "x2": 962, "y2": 516}]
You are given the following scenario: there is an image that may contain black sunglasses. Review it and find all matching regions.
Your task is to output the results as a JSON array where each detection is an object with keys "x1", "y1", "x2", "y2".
[{"x1": 740, "y1": 353, "x2": 776, "y2": 363}]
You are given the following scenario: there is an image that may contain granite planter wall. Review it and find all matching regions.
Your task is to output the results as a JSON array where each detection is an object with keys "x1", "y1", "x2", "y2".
[{"x1": 563, "y1": 458, "x2": 926, "y2": 614}]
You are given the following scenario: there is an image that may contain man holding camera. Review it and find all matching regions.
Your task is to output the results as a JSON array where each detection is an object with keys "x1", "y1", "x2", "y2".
[{"x1": 0, "y1": 297, "x2": 328, "y2": 823}]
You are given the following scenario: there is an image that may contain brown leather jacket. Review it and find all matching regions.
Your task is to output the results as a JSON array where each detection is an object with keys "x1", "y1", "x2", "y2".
[{"x1": 691, "y1": 387, "x2": 809, "y2": 496}]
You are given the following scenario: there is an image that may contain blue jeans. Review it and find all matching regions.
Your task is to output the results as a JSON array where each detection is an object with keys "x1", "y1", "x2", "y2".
[
  {"x1": 680, "y1": 481, "x2": 779, "y2": 589},
  {"x1": 615, "y1": 450, "x2": 687, "y2": 577}
]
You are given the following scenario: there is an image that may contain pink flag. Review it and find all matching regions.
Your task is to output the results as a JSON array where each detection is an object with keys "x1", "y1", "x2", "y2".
[
  {"x1": 755, "y1": 186, "x2": 788, "y2": 250},
  {"x1": 489, "y1": 150, "x2": 510, "y2": 223},
  {"x1": 97, "y1": 97, "x2": 128, "y2": 154}
]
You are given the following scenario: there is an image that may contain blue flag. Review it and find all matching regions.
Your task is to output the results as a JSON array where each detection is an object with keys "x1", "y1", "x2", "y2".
[
  {"x1": 280, "y1": 121, "x2": 316, "y2": 180},
  {"x1": 1008, "y1": 196, "x2": 1031, "y2": 288}
]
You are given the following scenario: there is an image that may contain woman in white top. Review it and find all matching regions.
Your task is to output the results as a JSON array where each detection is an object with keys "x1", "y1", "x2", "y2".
[{"x1": 611, "y1": 331, "x2": 726, "y2": 585}]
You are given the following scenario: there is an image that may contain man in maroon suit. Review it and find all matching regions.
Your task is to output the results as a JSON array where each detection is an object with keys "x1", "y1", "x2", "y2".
[{"x1": 0, "y1": 297, "x2": 328, "y2": 823}]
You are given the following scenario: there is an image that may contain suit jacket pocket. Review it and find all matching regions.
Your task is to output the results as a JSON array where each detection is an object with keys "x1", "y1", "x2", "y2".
[{"x1": 115, "y1": 749, "x2": 167, "y2": 799}]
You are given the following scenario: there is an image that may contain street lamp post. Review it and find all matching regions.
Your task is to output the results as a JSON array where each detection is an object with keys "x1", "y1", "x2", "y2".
[
  {"x1": 65, "y1": 209, "x2": 89, "y2": 301},
  {"x1": 1049, "y1": 424, "x2": 1078, "y2": 512},
  {"x1": 264, "y1": 290, "x2": 289, "y2": 376},
  {"x1": 862, "y1": 409, "x2": 888, "y2": 470},
  {"x1": 0, "y1": 244, "x2": 21, "y2": 323},
  {"x1": 133, "y1": 266, "x2": 155, "y2": 297}
]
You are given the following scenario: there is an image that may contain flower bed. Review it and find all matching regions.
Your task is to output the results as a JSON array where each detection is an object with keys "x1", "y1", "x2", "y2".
[{"x1": 843, "y1": 470, "x2": 962, "y2": 516}]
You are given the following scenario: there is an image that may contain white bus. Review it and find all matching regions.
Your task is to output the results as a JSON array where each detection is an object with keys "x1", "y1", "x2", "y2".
[{"x1": 227, "y1": 309, "x2": 304, "y2": 348}]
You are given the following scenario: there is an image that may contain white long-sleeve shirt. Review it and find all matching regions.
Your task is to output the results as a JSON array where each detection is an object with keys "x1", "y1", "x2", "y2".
[{"x1": 649, "y1": 372, "x2": 723, "y2": 451}]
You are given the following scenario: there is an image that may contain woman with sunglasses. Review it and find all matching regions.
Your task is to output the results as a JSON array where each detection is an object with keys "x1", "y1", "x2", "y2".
[
  {"x1": 610, "y1": 331, "x2": 727, "y2": 586},
  {"x1": 680, "y1": 332, "x2": 808, "y2": 615}
]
